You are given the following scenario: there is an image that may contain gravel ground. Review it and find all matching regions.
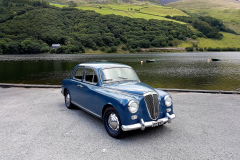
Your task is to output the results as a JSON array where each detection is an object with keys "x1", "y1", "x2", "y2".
[{"x1": 0, "y1": 87, "x2": 239, "y2": 160}]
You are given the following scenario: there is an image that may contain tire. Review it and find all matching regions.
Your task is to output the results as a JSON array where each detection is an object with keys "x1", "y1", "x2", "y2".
[
  {"x1": 64, "y1": 90, "x2": 74, "y2": 109},
  {"x1": 103, "y1": 107, "x2": 125, "y2": 138}
]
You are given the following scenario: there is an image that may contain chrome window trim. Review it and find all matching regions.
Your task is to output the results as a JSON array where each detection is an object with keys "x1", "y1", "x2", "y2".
[
  {"x1": 84, "y1": 67, "x2": 98, "y2": 85},
  {"x1": 73, "y1": 66, "x2": 85, "y2": 81}
]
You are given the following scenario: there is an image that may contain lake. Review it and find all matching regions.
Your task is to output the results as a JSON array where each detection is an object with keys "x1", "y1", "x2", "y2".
[{"x1": 0, "y1": 52, "x2": 240, "y2": 91}]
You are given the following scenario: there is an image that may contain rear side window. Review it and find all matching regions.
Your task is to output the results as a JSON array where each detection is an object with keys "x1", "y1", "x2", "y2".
[
  {"x1": 74, "y1": 67, "x2": 84, "y2": 80},
  {"x1": 85, "y1": 68, "x2": 98, "y2": 84}
]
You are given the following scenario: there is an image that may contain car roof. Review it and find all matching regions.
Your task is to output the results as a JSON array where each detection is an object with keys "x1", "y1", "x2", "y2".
[{"x1": 78, "y1": 62, "x2": 131, "y2": 70}]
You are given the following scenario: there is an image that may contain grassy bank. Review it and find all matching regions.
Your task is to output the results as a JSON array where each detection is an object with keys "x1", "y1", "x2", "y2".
[{"x1": 178, "y1": 32, "x2": 240, "y2": 48}]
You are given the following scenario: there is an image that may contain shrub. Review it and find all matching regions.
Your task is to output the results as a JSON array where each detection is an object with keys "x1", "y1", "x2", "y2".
[
  {"x1": 100, "y1": 47, "x2": 106, "y2": 52},
  {"x1": 168, "y1": 42, "x2": 173, "y2": 46},
  {"x1": 192, "y1": 43, "x2": 198, "y2": 47},
  {"x1": 186, "y1": 47, "x2": 194, "y2": 52},
  {"x1": 110, "y1": 46, "x2": 117, "y2": 53},
  {"x1": 40, "y1": 46, "x2": 50, "y2": 53},
  {"x1": 56, "y1": 47, "x2": 63, "y2": 54},
  {"x1": 121, "y1": 45, "x2": 128, "y2": 51},
  {"x1": 135, "y1": 47, "x2": 142, "y2": 52},
  {"x1": 129, "y1": 49, "x2": 135, "y2": 53},
  {"x1": 191, "y1": 35, "x2": 198, "y2": 39},
  {"x1": 107, "y1": 48, "x2": 112, "y2": 53},
  {"x1": 50, "y1": 49, "x2": 56, "y2": 53}
]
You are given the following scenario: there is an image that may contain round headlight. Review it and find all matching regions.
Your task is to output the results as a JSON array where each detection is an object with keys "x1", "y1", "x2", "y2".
[
  {"x1": 128, "y1": 101, "x2": 139, "y2": 113},
  {"x1": 164, "y1": 95, "x2": 172, "y2": 107}
]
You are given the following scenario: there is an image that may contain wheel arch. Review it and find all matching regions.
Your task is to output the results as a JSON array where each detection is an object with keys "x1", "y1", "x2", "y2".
[
  {"x1": 63, "y1": 88, "x2": 68, "y2": 96},
  {"x1": 102, "y1": 104, "x2": 116, "y2": 119}
]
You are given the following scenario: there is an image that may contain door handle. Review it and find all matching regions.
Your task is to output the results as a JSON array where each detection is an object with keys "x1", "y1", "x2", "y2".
[{"x1": 78, "y1": 85, "x2": 83, "y2": 88}]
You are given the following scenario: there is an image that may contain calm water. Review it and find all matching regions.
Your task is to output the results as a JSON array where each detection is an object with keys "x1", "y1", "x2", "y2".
[{"x1": 0, "y1": 52, "x2": 240, "y2": 91}]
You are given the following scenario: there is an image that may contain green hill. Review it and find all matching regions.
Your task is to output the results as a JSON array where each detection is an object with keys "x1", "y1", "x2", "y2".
[
  {"x1": 0, "y1": 0, "x2": 197, "y2": 54},
  {"x1": 166, "y1": 0, "x2": 240, "y2": 34},
  {"x1": 1, "y1": 0, "x2": 240, "y2": 54}
]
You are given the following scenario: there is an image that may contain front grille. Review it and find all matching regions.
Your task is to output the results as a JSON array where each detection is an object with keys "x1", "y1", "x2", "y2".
[{"x1": 144, "y1": 92, "x2": 159, "y2": 120}]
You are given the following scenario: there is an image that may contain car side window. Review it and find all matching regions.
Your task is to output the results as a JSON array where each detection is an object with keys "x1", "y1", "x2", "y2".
[
  {"x1": 85, "y1": 68, "x2": 98, "y2": 84},
  {"x1": 74, "y1": 67, "x2": 84, "y2": 80}
]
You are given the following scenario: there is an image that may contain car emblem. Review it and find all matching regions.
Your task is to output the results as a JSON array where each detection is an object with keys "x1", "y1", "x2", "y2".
[{"x1": 155, "y1": 112, "x2": 158, "y2": 117}]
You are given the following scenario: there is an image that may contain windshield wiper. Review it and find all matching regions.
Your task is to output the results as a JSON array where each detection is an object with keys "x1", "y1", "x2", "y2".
[
  {"x1": 118, "y1": 77, "x2": 128, "y2": 80},
  {"x1": 103, "y1": 79, "x2": 113, "y2": 81}
]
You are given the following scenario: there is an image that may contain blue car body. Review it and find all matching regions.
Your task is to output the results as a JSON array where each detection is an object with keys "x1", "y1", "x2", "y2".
[{"x1": 62, "y1": 62, "x2": 175, "y2": 138}]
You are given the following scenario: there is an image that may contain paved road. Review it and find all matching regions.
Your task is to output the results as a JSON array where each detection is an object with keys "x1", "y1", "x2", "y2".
[{"x1": 0, "y1": 87, "x2": 239, "y2": 160}]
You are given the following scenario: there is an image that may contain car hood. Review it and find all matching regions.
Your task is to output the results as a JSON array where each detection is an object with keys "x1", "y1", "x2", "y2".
[{"x1": 103, "y1": 82, "x2": 157, "y2": 95}]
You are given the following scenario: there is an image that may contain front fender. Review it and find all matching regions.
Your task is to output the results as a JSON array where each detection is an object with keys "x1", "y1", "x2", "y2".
[{"x1": 94, "y1": 87, "x2": 143, "y2": 125}]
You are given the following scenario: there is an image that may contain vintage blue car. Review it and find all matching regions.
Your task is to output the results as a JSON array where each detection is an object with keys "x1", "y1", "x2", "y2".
[{"x1": 62, "y1": 62, "x2": 175, "y2": 138}]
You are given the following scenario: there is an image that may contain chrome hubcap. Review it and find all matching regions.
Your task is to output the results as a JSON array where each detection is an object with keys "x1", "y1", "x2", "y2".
[
  {"x1": 66, "y1": 94, "x2": 70, "y2": 106},
  {"x1": 108, "y1": 113, "x2": 119, "y2": 131}
]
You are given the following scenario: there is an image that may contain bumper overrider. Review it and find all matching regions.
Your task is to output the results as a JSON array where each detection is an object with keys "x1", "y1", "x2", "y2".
[{"x1": 121, "y1": 113, "x2": 176, "y2": 131}]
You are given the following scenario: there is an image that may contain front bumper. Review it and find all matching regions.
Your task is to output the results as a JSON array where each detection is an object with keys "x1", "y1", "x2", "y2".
[{"x1": 121, "y1": 113, "x2": 175, "y2": 131}]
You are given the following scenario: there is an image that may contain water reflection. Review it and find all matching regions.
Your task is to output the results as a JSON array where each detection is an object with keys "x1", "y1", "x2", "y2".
[{"x1": 0, "y1": 52, "x2": 240, "y2": 91}]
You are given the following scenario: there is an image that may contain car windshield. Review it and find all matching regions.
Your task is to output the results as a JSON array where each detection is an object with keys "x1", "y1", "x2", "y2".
[{"x1": 100, "y1": 67, "x2": 139, "y2": 83}]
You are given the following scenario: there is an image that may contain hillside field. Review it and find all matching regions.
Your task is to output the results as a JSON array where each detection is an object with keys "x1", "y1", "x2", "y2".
[
  {"x1": 51, "y1": 2, "x2": 240, "y2": 49},
  {"x1": 51, "y1": 3, "x2": 187, "y2": 23},
  {"x1": 178, "y1": 32, "x2": 240, "y2": 48},
  {"x1": 167, "y1": 0, "x2": 240, "y2": 34}
]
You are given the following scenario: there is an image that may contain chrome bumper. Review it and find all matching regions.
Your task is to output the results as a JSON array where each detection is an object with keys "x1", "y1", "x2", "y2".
[{"x1": 121, "y1": 113, "x2": 175, "y2": 131}]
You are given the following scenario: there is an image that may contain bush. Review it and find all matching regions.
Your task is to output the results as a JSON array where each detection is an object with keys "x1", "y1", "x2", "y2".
[
  {"x1": 110, "y1": 46, "x2": 117, "y2": 53},
  {"x1": 50, "y1": 49, "x2": 56, "y2": 53},
  {"x1": 207, "y1": 47, "x2": 213, "y2": 51},
  {"x1": 168, "y1": 42, "x2": 173, "y2": 46},
  {"x1": 193, "y1": 43, "x2": 198, "y2": 47},
  {"x1": 40, "y1": 46, "x2": 50, "y2": 53},
  {"x1": 129, "y1": 49, "x2": 135, "y2": 53},
  {"x1": 100, "y1": 47, "x2": 106, "y2": 52},
  {"x1": 139, "y1": 39, "x2": 151, "y2": 48},
  {"x1": 186, "y1": 47, "x2": 194, "y2": 52},
  {"x1": 191, "y1": 35, "x2": 198, "y2": 39},
  {"x1": 121, "y1": 45, "x2": 128, "y2": 51},
  {"x1": 107, "y1": 48, "x2": 112, "y2": 53},
  {"x1": 135, "y1": 47, "x2": 142, "y2": 52},
  {"x1": 56, "y1": 47, "x2": 63, "y2": 54},
  {"x1": 215, "y1": 47, "x2": 221, "y2": 51}
]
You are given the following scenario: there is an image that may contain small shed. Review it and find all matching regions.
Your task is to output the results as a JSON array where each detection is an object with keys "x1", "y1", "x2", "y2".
[{"x1": 50, "y1": 44, "x2": 61, "y2": 49}]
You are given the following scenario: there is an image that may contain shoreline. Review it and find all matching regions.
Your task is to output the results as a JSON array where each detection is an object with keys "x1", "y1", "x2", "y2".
[{"x1": 1, "y1": 83, "x2": 239, "y2": 94}]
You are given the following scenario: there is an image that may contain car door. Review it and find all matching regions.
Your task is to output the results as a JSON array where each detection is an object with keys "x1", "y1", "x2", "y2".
[
  {"x1": 71, "y1": 67, "x2": 100, "y2": 117},
  {"x1": 79, "y1": 67, "x2": 99, "y2": 115},
  {"x1": 70, "y1": 66, "x2": 85, "y2": 107}
]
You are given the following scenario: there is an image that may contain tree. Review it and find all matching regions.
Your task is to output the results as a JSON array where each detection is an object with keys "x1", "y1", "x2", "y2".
[
  {"x1": 21, "y1": 40, "x2": 32, "y2": 53},
  {"x1": 68, "y1": 1, "x2": 77, "y2": 7},
  {"x1": 7, "y1": 41, "x2": 20, "y2": 54},
  {"x1": 139, "y1": 39, "x2": 151, "y2": 48},
  {"x1": 29, "y1": 43, "x2": 41, "y2": 54},
  {"x1": 109, "y1": 46, "x2": 117, "y2": 53}
]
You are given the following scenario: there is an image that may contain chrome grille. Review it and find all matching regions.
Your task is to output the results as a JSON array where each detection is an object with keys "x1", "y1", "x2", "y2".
[{"x1": 144, "y1": 92, "x2": 159, "y2": 120}]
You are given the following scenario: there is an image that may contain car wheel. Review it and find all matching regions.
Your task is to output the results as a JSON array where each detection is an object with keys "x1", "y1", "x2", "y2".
[
  {"x1": 64, "y1": 90, "x2": 74, "y2": 109},
  {"x1": 103, "y1": 107, "x2": 125, "y2": 138}
]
